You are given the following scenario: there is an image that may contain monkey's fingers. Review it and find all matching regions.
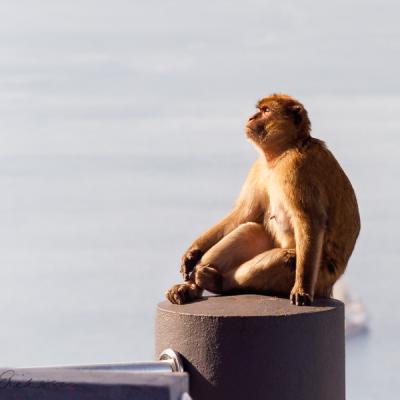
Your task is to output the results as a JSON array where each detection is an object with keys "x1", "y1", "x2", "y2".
[
  {"x1": 180, "y1": 261, "x2": 192, "y2": 281},
  {"x1": 290, "y1": 292, "x2": 312, "y2": 306},
  {"x1": 180, "y1": 248, "x2": 203, "y2": 281}
]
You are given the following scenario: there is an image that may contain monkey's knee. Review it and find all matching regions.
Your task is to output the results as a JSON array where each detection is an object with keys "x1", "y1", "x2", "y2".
[
  {"x1": 235, "y1": 222, "x2": 265, "y2": 237},
  {"x1": 236, "y1": 222, "x2": 274, "y2": 250},
  {"x1": 194, "y1": 264, "x2": 223, "y2": 294},
  {"x1": 200, "y1": 222, "x2": 272, "y2": 273}
]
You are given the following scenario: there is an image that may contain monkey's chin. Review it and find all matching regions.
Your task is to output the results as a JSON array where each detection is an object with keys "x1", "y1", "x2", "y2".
[
  {"x1": 245, "y1": 128, "x2": 265, "y2": 145},
  {"x1": 245, "y1": 127, "x2": 258, "y2": 140}
]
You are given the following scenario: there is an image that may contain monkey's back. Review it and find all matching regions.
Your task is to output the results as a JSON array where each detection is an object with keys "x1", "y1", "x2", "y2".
[{"x1": 304, "y1": 139, "x2": 360, "y2": 282}]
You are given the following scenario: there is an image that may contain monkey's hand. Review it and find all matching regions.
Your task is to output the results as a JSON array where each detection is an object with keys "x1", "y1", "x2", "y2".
[
  {"x1": 180, "y1": 248, "x2": 203, "y2": 281},
  {"x1": 290, "y1": 285, "x2": 313, "y2": 306}
]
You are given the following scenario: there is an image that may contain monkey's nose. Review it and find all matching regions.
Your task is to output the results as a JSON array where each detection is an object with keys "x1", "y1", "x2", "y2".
[{"x1": 248, "y1": 111, "x2": 261, "y2": 122}]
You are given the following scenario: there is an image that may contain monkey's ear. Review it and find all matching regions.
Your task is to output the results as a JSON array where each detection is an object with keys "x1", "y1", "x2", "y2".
[{"x1": 290, "y1": 104, "x2": 303, "y2": 125}]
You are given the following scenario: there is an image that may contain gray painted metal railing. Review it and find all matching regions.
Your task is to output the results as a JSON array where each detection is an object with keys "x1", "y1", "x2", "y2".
[
  {"x1": 0, "y1": 349, "x2": 190, "y2": 400},
  {"x1": 24, "y1": 348, "x2": 185, "y2": 374}
]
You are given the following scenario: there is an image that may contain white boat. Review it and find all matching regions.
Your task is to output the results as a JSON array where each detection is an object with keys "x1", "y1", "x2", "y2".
[{"x1": 333, "y1": 279, "x2": 369, "y2": 337}]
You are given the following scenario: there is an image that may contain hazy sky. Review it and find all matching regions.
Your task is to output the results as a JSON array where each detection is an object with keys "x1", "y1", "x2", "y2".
[{"x1": 0, "y1": 0, "x2": 399, "y2": 155}]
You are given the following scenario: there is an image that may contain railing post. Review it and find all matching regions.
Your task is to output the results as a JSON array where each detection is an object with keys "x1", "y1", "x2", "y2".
[{"x1": 155, "y1": 294, "x2": 345, "y2": 400}]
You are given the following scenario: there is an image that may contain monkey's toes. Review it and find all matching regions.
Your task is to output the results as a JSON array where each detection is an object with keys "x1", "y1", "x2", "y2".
[
  {"x1": 290, "y1": 289, "x2": 313, "y2": 306},
  {"x1": 165, "y1": 283, "x2": 198, "y2": 305},
  {"x1": 194, "y1": 264, "x2": 223, "y2": 293}
]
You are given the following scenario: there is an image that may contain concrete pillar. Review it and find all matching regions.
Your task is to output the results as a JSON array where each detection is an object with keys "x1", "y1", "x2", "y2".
[{"x1": 155, "y1": 294, "x2": 345, "y2": 400}]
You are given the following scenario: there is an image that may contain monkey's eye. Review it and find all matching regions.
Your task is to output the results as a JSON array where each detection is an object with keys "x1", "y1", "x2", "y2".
[{"x1": 263, "y1": 107, "x2": 270, "y2": 113}]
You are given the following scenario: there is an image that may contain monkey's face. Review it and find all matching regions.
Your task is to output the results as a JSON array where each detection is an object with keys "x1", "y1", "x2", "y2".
[{"x1": 245, "y1": 94, "x2": 310, "y2": 152}]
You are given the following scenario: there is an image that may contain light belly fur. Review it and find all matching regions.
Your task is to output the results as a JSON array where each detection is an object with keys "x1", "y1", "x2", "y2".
[{"x1": 266, "y1": 202, "x2": 295, "y2": 249}]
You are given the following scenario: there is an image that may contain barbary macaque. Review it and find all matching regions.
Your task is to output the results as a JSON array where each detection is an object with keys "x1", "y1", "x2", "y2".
[{"x1": 166, "y1": 94, "x2": 360, "y2": 306}]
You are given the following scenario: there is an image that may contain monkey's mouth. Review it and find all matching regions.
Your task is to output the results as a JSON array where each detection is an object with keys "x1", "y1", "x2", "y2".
[{"x1": 245, "y1": 124, "x2": 257, "y2": 135}]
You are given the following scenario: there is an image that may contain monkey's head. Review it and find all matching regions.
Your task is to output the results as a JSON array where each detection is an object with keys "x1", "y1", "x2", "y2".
[{"x1": 245, "y1": 94, "x2": 311, "y2": 155}]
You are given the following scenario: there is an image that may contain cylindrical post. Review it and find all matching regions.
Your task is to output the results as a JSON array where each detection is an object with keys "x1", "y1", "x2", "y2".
[{"x1": 155, "y1": 294, "x2": 345, "y2": 400}]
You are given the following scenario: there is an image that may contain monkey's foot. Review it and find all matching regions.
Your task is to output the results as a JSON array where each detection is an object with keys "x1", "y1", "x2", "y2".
[
  {"x1": 290, "y1": 286, "x2": 313, "y2": 306},
  {"x1": 194, "y1": 264, "x2": 223, "y2": 293},
  {"x1": 165, "y1": 282, "x2": 202, "y2": 305}
]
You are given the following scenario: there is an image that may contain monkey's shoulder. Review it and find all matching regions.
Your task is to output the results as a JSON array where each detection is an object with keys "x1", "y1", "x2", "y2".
[
  {"x1": 273, "y1": 138, "x2": 350, "y2": 202},
  {"x1": 289, "y1": 137, "x2": 343, "y2": 175}
]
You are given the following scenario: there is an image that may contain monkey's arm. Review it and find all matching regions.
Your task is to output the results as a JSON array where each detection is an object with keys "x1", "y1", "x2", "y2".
[
  {"x1": 180, "y1": 160, "x2": 264, "y2": 280},
  {"x1": 284, "y1": 165, "x2": 327, "y2": 305},
  {"x1": 290, "y1": 214, "x2": 325, "y2": 305}
]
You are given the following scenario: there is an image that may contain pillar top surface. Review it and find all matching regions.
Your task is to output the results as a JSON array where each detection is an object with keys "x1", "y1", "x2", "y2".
[{"x1": 157, "y1": 294, "x2": 342, "y2": 318}]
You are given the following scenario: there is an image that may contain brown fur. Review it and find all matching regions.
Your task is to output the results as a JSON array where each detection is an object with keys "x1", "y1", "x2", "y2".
[{"x1": 166, "y1": 94, "x2": 360, "y2": 306}]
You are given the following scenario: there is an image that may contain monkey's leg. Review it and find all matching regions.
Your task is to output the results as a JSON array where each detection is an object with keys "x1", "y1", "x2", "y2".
[
  {"x1": 193, "y1": 222, "x2": 274, "y2": 293},
  {"x1": 229, "y1": 251, "x2": 336, "y2": 302},
  {"x1": 224, "y1": 248, "x2": 297, "y2": 296},
  {"x1": 167, "y1": 222, "x2": 273, "y2": 304},
  {"x1": 180, "y1": 209, "x2": 260, "y2": 280}
]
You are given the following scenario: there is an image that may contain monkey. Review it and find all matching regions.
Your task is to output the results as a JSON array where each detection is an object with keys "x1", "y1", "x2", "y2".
[{"x1": 165, "y1": 93, "x2": 360, "y2": 306}]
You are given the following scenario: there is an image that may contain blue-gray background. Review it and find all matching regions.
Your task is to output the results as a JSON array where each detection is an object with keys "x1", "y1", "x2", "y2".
[{"x1": 0, "y1": 1, "x2": 398, "y2": 399}]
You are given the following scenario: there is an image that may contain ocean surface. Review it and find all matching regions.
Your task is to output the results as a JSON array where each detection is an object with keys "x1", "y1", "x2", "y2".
[{"x1": 0, "y1": 2, "x2": 399, "y2": 399}]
